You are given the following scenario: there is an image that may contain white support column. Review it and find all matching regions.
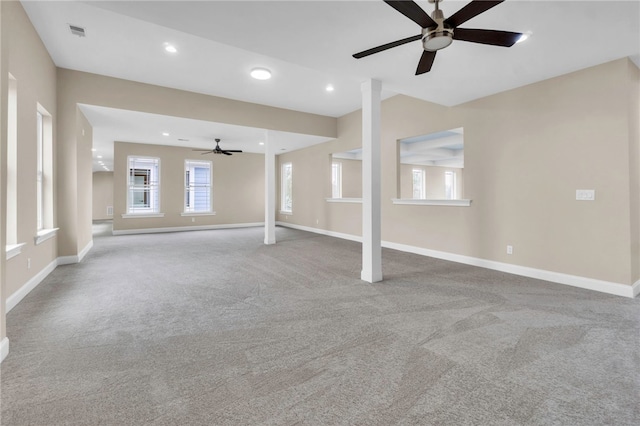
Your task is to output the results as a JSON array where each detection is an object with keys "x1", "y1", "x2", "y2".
[
  {"x1": 361, "y1": 79, "x2": 383, "y2": 283},
  {"x1": 264, "y1": 131, "x2": 276, "y2": 245}
]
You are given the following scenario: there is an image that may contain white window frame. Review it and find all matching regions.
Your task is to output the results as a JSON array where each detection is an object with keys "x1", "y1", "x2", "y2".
[
  {"x1": 331, "y1": 162, "x2": 342, "y2": 199},
  {"x1": 281, "y1": 162, "x2": 293, "y2": 213},
  {"x1": 445, "y1": 170, "x2": 457, "y2": 200},
  {"x1": 183, "y1": 159, "x2": 213, "y2": 214},
  {"x1": 412, "y1": 168, "x2": 426, "y2": 200},
  {"x1": 125, "y1": 156, "x2": 162, "y2": 217}
]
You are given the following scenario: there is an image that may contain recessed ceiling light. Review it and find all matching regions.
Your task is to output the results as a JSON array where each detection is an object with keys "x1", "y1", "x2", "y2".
[
  {"x1": 97, "y1": 155, "x2": 103, "y2": 158},
  {"x1": 259, "y1": 142, "x2": 264, "y2": 146},
  {"x1": 164, "y1": 43, "x2": 177, "y2": 53},
  {"x1": 250, "y1": 67, "x2": 272, "y2": 80},
  {"x1": 326, "y1": 84, "x2": 335, "y2": 92},
  {"x1": 162, "y1": 132, "x2": 170, "y2": 136},
  {"x1": 516, "y1": 33, "x2": 530, "y2": 44},
  {"x1": 91, "y1": 148, "x2": 97, "y2": 152}
]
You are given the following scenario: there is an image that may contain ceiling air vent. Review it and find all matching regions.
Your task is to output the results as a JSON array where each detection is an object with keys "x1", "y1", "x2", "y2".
[{"x1": 69, "y1": 24, "x2": 86, "y2": 37}]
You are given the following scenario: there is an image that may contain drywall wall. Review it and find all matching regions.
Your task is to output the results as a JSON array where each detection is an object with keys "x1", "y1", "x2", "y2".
[
  {"x1": 0, "y1": 0, "x2": 6, "y2": 345},
  {"x1": 628, "y1": 60, "x2": 640, "y2": 283},
  {"x1": 113, "y1": 142, "x2": 264, "y2": 232},
  {"x1": 279, "y1": 58, "x2": 638, "y2": 288},
  {"x1": 93, "y1": 172, "x2": 114, "y2": 221},
  {"x1": 76, "y1": 109, "x2": 93, "y2": 253},
  {"x1": 2, "y1": 1, "x2": 57, "y2": 300}
]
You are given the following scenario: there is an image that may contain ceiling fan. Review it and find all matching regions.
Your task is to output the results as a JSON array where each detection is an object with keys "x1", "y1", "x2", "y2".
[
  {"x1": 192, "y1": 139, "x2": 243, "y2": 156},
  {"x1": 353, "y1": 0, "x2": 524, "y2": 75}
]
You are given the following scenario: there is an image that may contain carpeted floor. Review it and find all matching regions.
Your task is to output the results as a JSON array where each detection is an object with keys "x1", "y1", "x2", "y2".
[{"x1": 1, "y1": 224, "x2": 638, "y2": 425}]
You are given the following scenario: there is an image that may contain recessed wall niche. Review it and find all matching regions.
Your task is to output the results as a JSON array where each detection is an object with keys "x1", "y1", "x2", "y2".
[
  {"x1": 398, "y1": 128, "x2": 464, "y2": 200},
  {"x1": 330, "y1": 149, "x2": 362, "y2": 199}
]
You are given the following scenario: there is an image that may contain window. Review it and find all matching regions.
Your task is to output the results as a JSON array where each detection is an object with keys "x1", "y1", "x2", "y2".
[
  {"x1": 184, "y1": 160, "x2": 212, "y2": 213},
  {"x1": 36, "y1": 112, "x2": 44, "y2": 230},
  {"x1": 412, "y1": 168, "x2": 426, "y2": 199},
  {"x1": 331, "y1": 162, "x2": 342, "y2": 198},
  {"x1": 281, "y1": 162, "x2": 292, "y2": 213},
  {"x1": 445, "y1": 171, "x2": 457, "y2": 200},
  {"x1": 127, "y1": 157, "x2": 160, "y2": 214},
  {"x1": 7, "y1": 74, "x2": 17, "y2": 244},
  {"x1": 34, "y1": 104, "x2": 54, "y2": 242}
]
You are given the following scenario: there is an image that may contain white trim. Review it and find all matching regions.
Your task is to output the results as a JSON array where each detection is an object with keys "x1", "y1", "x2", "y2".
[
  {"x1": 180, "y1": 211, "x2": 217, "y2": 217},
  {"x1": 6, "y1": 259, "x2": 57, "y2": 312},
  {"x1": 6, "y1": 242, "x2": 26, "y2": 260},
  {"x1": 0, "y1": 338, "x2": 8, "y2": 363},
  {"x1": 121, "y1": 213, "x2": 165, "y2": 219},
  {"x1": 277, "y1": 222, "x2": 637, "y2": 298},
  {"x1": 326, "y1": 198, "x2": 363, "y2": 204},
  {"x1": 276, "y1": 222, "x2": 362, "y2": 243},
  {"x1": 57, "y1": 240, "x2": 93, "y2": 265},
  {"x1": 35, "y1": 228, "x2": 59, "y2": 245},
  {"x1": 112, "y1": 222, "x2": 264, "y2": 236},
  {"x1": 392, "y1": 198, "x2": 472, "y2": 207},
  {"x1": 279, "y1": 211, "x2": 293, "y2": 215}
]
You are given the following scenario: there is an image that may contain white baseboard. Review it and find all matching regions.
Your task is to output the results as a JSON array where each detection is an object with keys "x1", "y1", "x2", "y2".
[
  {"x1": 276, "y1": 222, "x2": 638, "y2": 298},
  {"x1": 112, "y1": 222, "x2": 264, "y2": 236},
  {"x1": 58, "y1": 239, "x2": 94, "y2": 265},
  {"x1": 6, "y1": 259, "x2": 57, "y2": 312},
  {"x1": 275, "y1": 221, "x2": 362, "y2": 243},
  {"x1": 0, "y1": 337, "x2": 8, "y2": 363}
]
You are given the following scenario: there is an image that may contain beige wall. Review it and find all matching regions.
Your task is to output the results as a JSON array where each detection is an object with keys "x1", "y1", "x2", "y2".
[
  {"x1": 279, "y1": 58, "x2": 639, "y2": 287},
  {"x1": 332, "y1": 158, "x2": 362, "y2": 198},
  {"x1": 628, "y1": 60, "x2": 640, "y2": 283},
  {"x1": 113, "y1": 142, "x2": 264, "y2": 232},
  {"x1": 0, "y1": 0, "x2": 6, "y2": 341},
  {"x1": 2, "y1": 1, "x2": 57, "y2": 300},
  {"x1": 93, "y1": 172, "x2": 114, "y2": 221}
]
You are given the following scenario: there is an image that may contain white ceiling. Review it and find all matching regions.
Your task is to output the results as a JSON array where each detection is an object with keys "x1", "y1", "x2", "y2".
[{"x1": 20, "y1": 0, "x2": 640, "y2": 171}]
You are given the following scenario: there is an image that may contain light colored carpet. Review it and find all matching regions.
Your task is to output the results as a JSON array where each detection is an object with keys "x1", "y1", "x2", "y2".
[{"x1": 1, "y1": 224, "x2": 638, "y2": 425}]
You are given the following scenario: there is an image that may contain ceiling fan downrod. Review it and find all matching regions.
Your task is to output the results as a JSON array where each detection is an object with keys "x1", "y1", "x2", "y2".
[{"x1": 423, "y1": 0, "x2": 453, "y2": 51}]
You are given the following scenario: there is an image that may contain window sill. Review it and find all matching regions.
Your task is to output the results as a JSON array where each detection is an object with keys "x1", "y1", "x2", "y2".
[
  {"x1": 279, "y1": 211, "x2": 293, "y2": 215},
  {"x1": 180, "y1": 211, "x2": 217, "y2": 217},
  {"x1": 121, "y1": 213, "x2": 165, "y2": 219},
  {"x1": 35, "y1": 228, "x2": 59, "y2": 245},
  {"x1": 326, "y1": 198, "x2": 362, "y2": 204},
  {"x1": 392, "y1": 198, "x2": 472, "y2": 207},
  {"x1": 6, "y1": 243, "x2": 26, "y2": 260}
]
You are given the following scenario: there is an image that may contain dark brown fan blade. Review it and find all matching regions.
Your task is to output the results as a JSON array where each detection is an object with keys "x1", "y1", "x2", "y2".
[
  {"x1": 200, "y1": 151, "x2": 213, "y2": 155},
  {"x1": 384, "y1": 1, "x2": 437, "y2": 28},
  {"x1": 192, "y1": 149, "x2": 212, "y2": 151},
  {"x1": 223, "y1": 151, "x2": 232, "y2": 156},
  {"x1": 223, "y1": 150, "x2": 243, "y2": 153},
  {"x1": 453, "y1": 28, "x2": 522, "y2": 47},
  {"x1": 415, "y1": 50, "x2": 436, "y2": 75},
  {"x1": 444, "y1": 0, "x2": 504, "y2": 28},
  {"x1": 353, "y1": 34, "x2": 422, "y2": 59}
]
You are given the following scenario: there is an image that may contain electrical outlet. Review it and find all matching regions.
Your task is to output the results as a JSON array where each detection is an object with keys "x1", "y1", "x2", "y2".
[
  {"x1": 507, "y1": 245, "x2": 513, "y2": 255},
  {"x1": 27, "y1": 258, "x2": 31, "y2": 269},
  {"x1": 191, "y1": 217, "x2": 195, "y2": 223},
  {"x1": 316, "y1": 219, "x2": 319, "y2": 225}
]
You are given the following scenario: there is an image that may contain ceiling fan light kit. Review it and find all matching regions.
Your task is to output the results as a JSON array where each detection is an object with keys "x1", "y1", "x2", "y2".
[{"x1": 353, "y1": 0, "x2": 523, "y2": 75}]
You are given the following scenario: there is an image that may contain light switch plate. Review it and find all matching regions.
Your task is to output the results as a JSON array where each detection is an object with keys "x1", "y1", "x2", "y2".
[{"x1": 576, "y1": 189, "x2": 595, "y2": 201}]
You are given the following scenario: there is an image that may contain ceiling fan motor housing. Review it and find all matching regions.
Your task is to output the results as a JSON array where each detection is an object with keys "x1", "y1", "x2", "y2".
[{"x1": 423, "y1": 8, "x2": 453, "y2": 51}]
